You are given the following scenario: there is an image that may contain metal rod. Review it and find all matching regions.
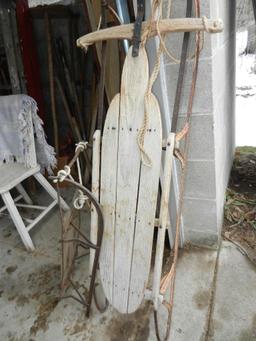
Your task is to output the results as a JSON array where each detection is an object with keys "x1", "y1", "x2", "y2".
[{"x1": 115, "y1": 0, "x2": 130, "y2": 53}]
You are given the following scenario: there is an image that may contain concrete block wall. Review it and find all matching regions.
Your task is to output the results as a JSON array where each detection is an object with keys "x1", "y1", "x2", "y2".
[
  {"x1": 147, "y1": 0, "x2": 236, "y2": 247},
  {"x1": 211, "y1": 0, "x2": 236, "y2": 241}
]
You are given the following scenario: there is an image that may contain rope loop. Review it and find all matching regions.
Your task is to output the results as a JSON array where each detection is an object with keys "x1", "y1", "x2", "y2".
[
  {"x1": 73, "y1": 189, "x2": 89, "y2": 210},
  {"x1": 75, "y1": 141, "x2": 88, "y2": 153},
  {"x1": 54, "y1": 165, "x2": 72, "y2": 183}
]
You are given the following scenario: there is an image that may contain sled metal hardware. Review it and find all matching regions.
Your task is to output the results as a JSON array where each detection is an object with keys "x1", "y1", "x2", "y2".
[
  {"x1": 132, "y1": 0, "x2": 145, "y2": 57},
  {"x1": 144, "y1": 289, "x2": 164, "y2": 304},
  {"x1": 51, "y1": 142, "x2": 106, "y2": 317}
]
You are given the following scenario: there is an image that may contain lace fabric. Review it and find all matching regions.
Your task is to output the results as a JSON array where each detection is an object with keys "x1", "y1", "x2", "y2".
[{"x1": 0, "y1": 94, "x2": 56, "y2": 174}]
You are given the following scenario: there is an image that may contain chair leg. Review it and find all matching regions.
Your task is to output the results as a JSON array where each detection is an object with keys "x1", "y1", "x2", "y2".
[
  {"x1": 33, "y1": 172, "x2": 69, "y2": 211},
  {"x1": 1, "y1": 191, "x2": 35, "y2": 251},
  {"x1": 16, "y1": 184, "x2": 33, "y2": 205}
]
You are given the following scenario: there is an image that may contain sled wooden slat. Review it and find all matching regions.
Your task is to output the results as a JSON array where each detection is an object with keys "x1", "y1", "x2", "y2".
[
  {"x1": 90, "y1": 130, "x2": 101, "y2": 273},
  {"x1": 99, "y1": 47, "x2": 164, "y2": 313},
  {"x1": 153, "y1": 133, "x2": 175, "y2": 310},
  {"x1": 99, "y1": 94, "x2": 120, "y2": 303},
  {"x1": 113, "y1": 47, "x2": 149, "y2": 313},
  {"x1": 128, "y1": 93, "x2": 162, "y2": 313}
]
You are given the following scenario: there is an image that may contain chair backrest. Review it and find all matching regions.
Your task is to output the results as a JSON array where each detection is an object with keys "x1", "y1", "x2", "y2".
[
  {"x1": 98, "y1": 48, "x2": 162, "y2": 314},
  {"x1": 0, "y1": 94, "x2": 37, "y2": 168}
]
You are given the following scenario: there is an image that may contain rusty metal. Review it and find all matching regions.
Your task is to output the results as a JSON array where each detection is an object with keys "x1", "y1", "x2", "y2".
[
  {"x1": 132, "y1": 0, "x2": 145, "y2": 57},
  {"x1": 54, "y1": 178, "x2": 105, "y2": 317},
  {"x1": 93, "y1": 285, "x2": 109, "y2": 313},
  {"x1": 171, "y1": 0, "x2": 193, "y2": 133}
]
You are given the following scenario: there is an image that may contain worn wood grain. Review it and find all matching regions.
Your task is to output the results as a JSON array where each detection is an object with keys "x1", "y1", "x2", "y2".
[
  {"x1": 77, "y1": 18, "x2": 223, "y2": 48},
  {"x1": 113, "y1": 47, "x2": 149, "y2": 313},
  {"x1": 152, "y1": 133, "x2": 175, "y2": 310},
  {"x1": 128, "y1": 93, "x2": 162, "y2": 313},
  {"x1": 99, "y1": 94, "x2": 120, "y2": 303}
]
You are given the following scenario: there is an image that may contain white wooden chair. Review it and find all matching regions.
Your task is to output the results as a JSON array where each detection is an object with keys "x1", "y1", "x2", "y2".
[{"x1": 0, "y1": 97, "x2": 68, "y2": 252}]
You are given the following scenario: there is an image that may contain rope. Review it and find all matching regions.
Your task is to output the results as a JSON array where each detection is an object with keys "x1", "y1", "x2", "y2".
[
  {"x1": 74, "y1": 142, "x2": 89, "y2": 208},
  {"x1": 165, "y1": 0, "x2": 201, "y2": 332},
  {"x1": 75, "y1": 141, "x2": 88, "y2": 185},
  {"x1": 137, "y1": 0, "x2": 207, "y2": 165},
  {"x1": 137, "y1": 0, "x2": 164, "y2": 166},
  {"x1": 153, "y1": 1, "x2": 202, "y2": 340},
  {"x1": 202, "y1": 15, "x2": 211, "y2": 33},
  {"x1": 53, "y1": 165, "x2": 73, "y2": 183},
  {"x1": 75, "y1": 141, "x2": 88, "y2": 152},
  {"x1": 74, "y1": 190, "x2": 89, "y2": 210}
]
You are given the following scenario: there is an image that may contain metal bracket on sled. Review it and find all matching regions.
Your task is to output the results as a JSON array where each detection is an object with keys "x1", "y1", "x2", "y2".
[{"x1": 132, "y1": 0, "x2": 145, "y2": 57}]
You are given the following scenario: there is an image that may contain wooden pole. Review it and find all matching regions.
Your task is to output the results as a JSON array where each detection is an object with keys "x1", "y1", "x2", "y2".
[{"x1": 45, "y1": 12, "x2": 59, "y2": 156}]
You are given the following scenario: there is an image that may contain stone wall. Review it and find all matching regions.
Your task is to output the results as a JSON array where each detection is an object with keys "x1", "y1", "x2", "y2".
[{"x1": 147, "y1": 0, "x2": 236, "y2": 247}]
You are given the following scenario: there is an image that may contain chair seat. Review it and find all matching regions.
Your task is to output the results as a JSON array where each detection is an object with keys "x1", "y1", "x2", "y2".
[{"x1": 0, "y1": 163, "x2": 40, "y2": 194}]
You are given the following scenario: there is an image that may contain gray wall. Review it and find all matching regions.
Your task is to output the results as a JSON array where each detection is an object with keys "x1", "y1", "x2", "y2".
[{"x1": 148, "y1": 0, "x2": 236, "y2": 247}]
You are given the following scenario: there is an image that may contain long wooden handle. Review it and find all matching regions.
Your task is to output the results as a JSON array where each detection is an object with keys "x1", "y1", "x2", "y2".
[{"x1": 77, "y1": 17, "x2": 223, "y2": 49}]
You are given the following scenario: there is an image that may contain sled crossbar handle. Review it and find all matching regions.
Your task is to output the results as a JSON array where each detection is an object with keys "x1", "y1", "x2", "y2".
[{"x1": 77, "y1": 17, "x2": 223, "y2": 49}]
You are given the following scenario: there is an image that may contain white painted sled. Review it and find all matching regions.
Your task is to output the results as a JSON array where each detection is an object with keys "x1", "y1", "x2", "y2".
[
  {"x1": 90, "y1": 46, "x2": 175, "y2": 314},
  {"x1": 52, "y1": 12, "x2": 223, "y2": 339}
]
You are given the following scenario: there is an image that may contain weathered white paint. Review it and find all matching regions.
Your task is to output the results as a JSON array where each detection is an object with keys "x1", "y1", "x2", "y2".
[
  {"x1": 99, "y1": 94, "x2": 120, "y2": 303},
  {"x1": 0, "y1": 169, "x2": 68, "y2": 251},
  {"x1": 99, "y1": 47, "x2": 162, "y2": 313},
  {"x1": 128, "y1": 93, "x2": 162, "y2": 313},
  {"x1": 152, "y1": 132, "x2": 175, "y2": 310},
  {"x1": 2, "y1": 191, "x2": 35, "y2": 251},
  {"x1": 113, "y1": 47, "x2": 149, "y2": 313},
  {"x1": 16, "y1": 184, "x2": 33, "y2": 205}
]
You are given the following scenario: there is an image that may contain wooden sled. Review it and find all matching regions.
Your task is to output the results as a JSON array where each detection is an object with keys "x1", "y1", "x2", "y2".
[
  {"x1": 77, "y1": 12, "x2": 223, "y2": 338},
  {"x1": 90, "y1": 46, "x2": 174, "y2": 314}
]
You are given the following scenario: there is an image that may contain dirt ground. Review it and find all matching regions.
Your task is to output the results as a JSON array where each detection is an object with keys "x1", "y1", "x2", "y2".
[{"x1": 222, "y1": 147, "x2": 256, "y2": 264}]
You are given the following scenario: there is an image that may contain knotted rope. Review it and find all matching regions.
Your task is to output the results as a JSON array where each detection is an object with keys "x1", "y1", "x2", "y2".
[
  {"x1": 74, "y1": 189, "x2": 89, "y2": 210},
  {"x1": 54, "y1": 165, "x2": 73, "y2": 183},
  {"x1": 74, "y1": 141, "x2": 89, "y2": 209},
  {"x1": 53, "y1": 141, "x2": 90, "y2": 210}
]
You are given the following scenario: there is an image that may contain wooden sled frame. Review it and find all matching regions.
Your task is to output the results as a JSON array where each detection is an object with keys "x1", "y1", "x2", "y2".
[
  {"x1": 75, "y1": 11, "x2": 223, "y2": 339},
  {"x1": 77, "y1": 17, "x2": 223, "y2": 49}
]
